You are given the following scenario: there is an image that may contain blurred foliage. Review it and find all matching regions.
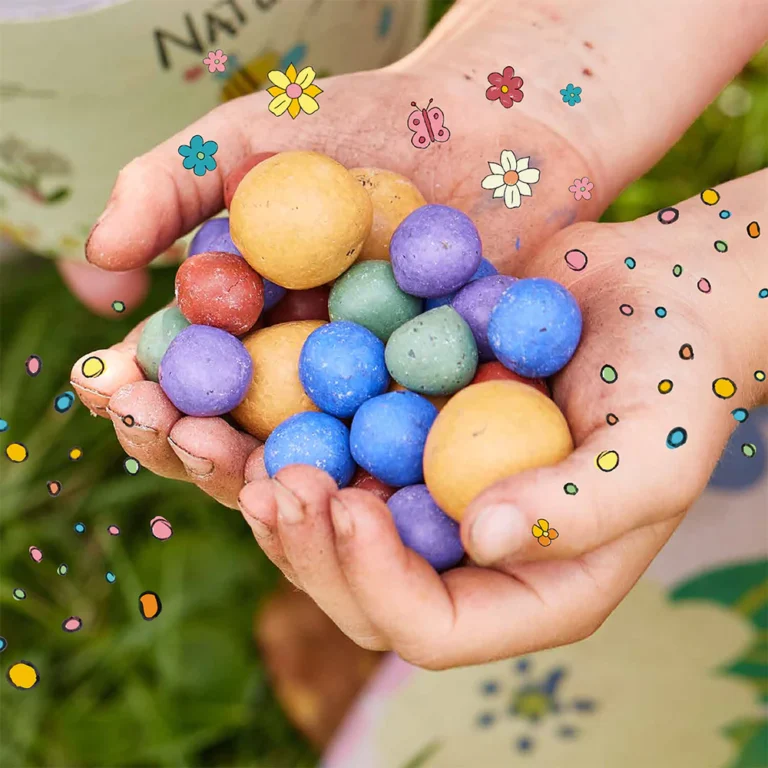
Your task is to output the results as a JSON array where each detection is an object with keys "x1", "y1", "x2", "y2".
[{"x1": 1, "y1": 2, "x2": 767, "y2": 767}]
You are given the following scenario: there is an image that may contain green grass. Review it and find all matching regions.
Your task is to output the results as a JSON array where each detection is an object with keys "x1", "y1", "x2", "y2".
[{"x1": 1, "y1": 4, "x2": 766, "y2": 765}]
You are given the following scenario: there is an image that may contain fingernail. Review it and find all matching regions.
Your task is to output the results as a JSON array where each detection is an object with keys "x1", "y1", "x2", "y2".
[
  {"x1": 469, "y1": 504, "x2": 527, "y2": 565},
  {"x1": 329, "y1": 497, "x2": 353, "y2": 539},
  {"x1": 84, "y1": 202, "x2": 114, "y2": 260},
  {"x1": 167, "y1": 438, "x2": 214, "y2": 477},
  {"x1": 246, "y1": 516, "x2": 272, "y2": 540},
  {"x1": 108, "y1": 409, "x2": 158, "y2": 446},
  {"x1": 272, "y1": 479, "x2": 304, "y2": 524}
]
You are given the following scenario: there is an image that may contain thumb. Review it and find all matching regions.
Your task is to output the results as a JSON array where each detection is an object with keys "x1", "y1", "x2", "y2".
[
  {"x1": 460, "y1": 404, "x2": 731, "y2": 566},
  {"x1": 57, "y1": 260, "x2": 149, "y2": 317}
]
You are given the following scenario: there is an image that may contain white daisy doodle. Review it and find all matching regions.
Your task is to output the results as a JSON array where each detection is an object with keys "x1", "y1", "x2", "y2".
[{"x1": 482, "y1": 151, "x2": 541, "y2": 209}]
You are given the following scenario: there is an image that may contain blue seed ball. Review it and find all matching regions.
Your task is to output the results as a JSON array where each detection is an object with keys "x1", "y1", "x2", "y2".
[
  {"x1": 264, "y1": 412, "x2": 355, "y2": 488},
  {"x1": 350, "y1": 391, "x2": 438, "y2": 486},
  {"x1": 424, "y1": 258, "x2": 499, "y2": 310},
  {"x1": 299, "y1": 321, "x2": 389, "y2": 418},
  {"x1": 387, "y1": 484, "x2": 464, "y2": 571},
  {"x1": 488, "y1": 278, "x2": 582, "y2": 377}
]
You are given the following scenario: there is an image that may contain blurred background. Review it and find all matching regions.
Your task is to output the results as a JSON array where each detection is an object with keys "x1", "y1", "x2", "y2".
[{"x1": 1, "y1": 1, "x2": 767, "y2": 766}]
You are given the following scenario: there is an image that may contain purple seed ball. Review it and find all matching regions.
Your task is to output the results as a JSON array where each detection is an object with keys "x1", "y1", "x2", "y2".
[
  {"x1": 390, "y1": 205, "x2": 482, "y2": 298},
  {"x1": 158, "y1": 325, "x2": 252, "y2": 416},
  {"x1": 451, "y1": 275, "x2": 517, "y2": 361},
  {"x1": 387, "y1": 484, "x2": 464, "y2": 572}
]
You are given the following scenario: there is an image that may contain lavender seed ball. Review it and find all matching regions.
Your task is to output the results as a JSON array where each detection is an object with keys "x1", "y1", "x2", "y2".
[
  {"x1": 159, "y1": 325, "x2": 253, "y2": 416},
  {"x1": 387, "y1": 484, "x2": 464, "y2": 571},
  {"x1": 390, "y1": 205, "x2": 482, "y2": 298},
  {"x1": 451, "y1": 275, "x2": 517, "y2": 361}
]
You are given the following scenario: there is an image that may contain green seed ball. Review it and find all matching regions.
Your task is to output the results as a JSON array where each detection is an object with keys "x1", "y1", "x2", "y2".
[
  {"x1": 385, "y1": 306, "x2": 478, "y2": 396},
  {"x1": 136, "y1": 306, "x2": 191, "y2": 382},
  {"x1": 329, "y1": 261, "x2": 423, "y2": 342}
]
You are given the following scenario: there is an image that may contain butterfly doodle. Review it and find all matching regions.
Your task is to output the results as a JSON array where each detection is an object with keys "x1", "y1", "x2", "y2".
[{"x1": 407, "y1": 99, "x2": 450, "y2": 149}]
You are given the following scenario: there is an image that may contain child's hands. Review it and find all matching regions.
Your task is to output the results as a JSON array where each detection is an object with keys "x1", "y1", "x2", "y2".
[{"x1": 238, "y1": 188, "x2": 767, "y2": 667}]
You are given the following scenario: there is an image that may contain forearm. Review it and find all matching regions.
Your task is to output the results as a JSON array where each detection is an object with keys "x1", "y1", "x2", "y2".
[{"x1": 397, "y1": 0, "x2": 768, "y2": 205}]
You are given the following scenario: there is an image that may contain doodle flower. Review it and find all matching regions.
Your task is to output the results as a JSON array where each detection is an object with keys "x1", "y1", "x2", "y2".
[
  {"x1": 203, "y1": 49, "x2": 228, "y2": 73},
  {"x1": 532, "y1": 518, "x2": 558, "y2": 546},
  {"x1": 178, "y1": 135, "x2": 218, "y2": 177},
  {"x1": 267, "y1": 64, "x2": 323, "y2": 119},
  {"x1": 481, "y1": 151, "x2": 541, "y2": 209},
  {"x1": 486, "y1": 66, "x2": 524, "y2": 108},
  {"x1": 560, "y1": 83, "x2": 582, "y2": 106},
  {"x1": 569, "y1": 177, "x2": 594, "y2": 201}
]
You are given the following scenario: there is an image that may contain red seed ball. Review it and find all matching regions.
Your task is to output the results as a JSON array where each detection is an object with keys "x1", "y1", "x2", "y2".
[
  {"x1": 264, "y1": 286, "x2": 330, "y2": 326},
  {"x1": 471, "y1": 361, "x2": 550, "y2": 398},
  {"x1": 175, "y1": 251, "x2": 264, "y2": 335},
  {"x1": 224, "y1": 152, "x2": 277, "y2": 209},
  {"x1": 350, "y1": 469, "x2": 396, "y2": 502}
]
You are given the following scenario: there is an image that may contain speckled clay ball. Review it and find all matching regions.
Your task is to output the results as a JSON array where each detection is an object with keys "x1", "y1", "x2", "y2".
[
  {"x1": 224, "y1": 152, "x2": 276, "y2": 209},
  {"x1": 425, "y1": 258, "x2": 499, "y2": 310},
  {"x1": 328, "y1": 261, "x2": 423, "y2": 342},
  {"x1": 389, "y1": 205, "x2": 482, "y2": 297},
  {"x1": 264, "y1": 287, "x2": 330, "y2": 326},
  {"x1": 188, "y1": 217, "x2": 240, "y2": 258},
  {"x1": 349, "y1": 167, "x2": 427, "y2": 262},
  {"x1": 387, "y1": 484, "x2": 464, "y2": 572},
  {"x1": 231, "y1": 320, "x2": 325, "y2": 440},
  {"x1": 471, "y1": 361, "x2": 549, "y2": 398},
  {"x1": 136, "y1": 306, "x2": 191, "y2": 382},
  {"x1": 299, "y1": 321, "x2": 389, "y2": 418},
  {"x1": 175, "y1": 251, "x2": 264, "y2": 335},
  {"x1": 350, "y1": 391, "x2": 438, "y2": 487},
  {"x1": 230, "y1": 151, "x2": 373, "y2": 289},
  {"x1": 264, "y1": 411, "x2": 356, "y2": 488},
  {"x1": 158, "y1": 325, "x2": 252, "y2": 417},
  {"x1": 451, "y1": 275, "x2": 517, "y2": 361},
  {"x1": 488, "y1": 278, "x2": 583, "y2": 377},
  {"x1": 424, "y1": 381, "x2": 573, "y2": 521},
  {"x1": 385, "y1": 306, "x2": 478, "y2": 396}
]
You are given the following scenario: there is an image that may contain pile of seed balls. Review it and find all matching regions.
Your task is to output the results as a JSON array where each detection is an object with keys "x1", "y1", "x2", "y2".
[{"x1": 137, "y1": 151, "x2": 581, "y2": 572}]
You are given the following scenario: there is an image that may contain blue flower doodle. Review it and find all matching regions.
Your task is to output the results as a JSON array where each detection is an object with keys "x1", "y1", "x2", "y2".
[
  {"x1": 560, "y1": 83, "x2": 582, "y2": 106},
  {"x1": 178, "y1": 135, "x2": 218, "y2": 176}
]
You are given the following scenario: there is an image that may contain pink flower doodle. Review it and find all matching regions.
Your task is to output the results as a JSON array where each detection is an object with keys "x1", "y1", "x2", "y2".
[
  {"x1": 569, "y1": 177, "x2": 594, "y2": 201},
  {"x1": 203, "y1": 50, "x2": 228, "y2": 74},
  {"x1": 486, "y1": 66, "x2": 524, "y2": 108}
]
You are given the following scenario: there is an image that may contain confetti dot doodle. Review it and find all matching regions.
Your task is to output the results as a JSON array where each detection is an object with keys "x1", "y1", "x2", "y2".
[
  {"x1": 755, "y1": 370, "x2": 766, "y2": 382},
  {"x1": 679, "y1": 344, "x2": 694, "y2": 360},
  {"x1": 658, "y1": 208, "x2": 679, "y2": 224},
  {"x1": 122, "y1": 415, "x2": 135, "y2": 427},
  {"x1": 81, "y1": 356, "x2": 105, "y2": 378},
  {"x1": 606, "y1": 413, "x2": 619, "y2": 426},
  {"x1": 714, "y1": 240, "x2": 728, "y2": 253},
  {"x1": 62, "y1": 617, "x2": 82, "y2": 633},
  {"x1": 13, "y1": 588, "x2": 26, "y2": 600},
  {"x1": 68, "y1": 447, "x2": 82, "y2": 461},
  {"x1": 28, "y1": 547, "x2": 43, "y2": 563},
  {"x1": 741, "y1": 443, "x2": 757, "y2": 458},
  {"x1": 759, "y1": 289, "x2": 768, "y2": 299},
  {"x1": 672, "y1": 264, "x2": 683, "y2": 277},
  {"x1": 624, "y1": 257, "x2": 636, "y2": 269},
  {"x1": 600, "y1": 365, "x2": 618, "y2": 383},
  {"x1": 731, "y1": 408, "x2": 749, "y2": 423},
  {"x1": 619, "y1": 304, "x2": 634, "y2": 316},
  {"x1": 0, "y1": 418, "x2": 8, "y2": 432},
  {"x1": 123, "y1": 457, "x2": 140, "y2": 475},
  {"x1": 697, "y1": 278, "x2": 712, "y2": 294},
  {"x1": 746, "y1": 221, "x2": 760, "y2": 238},
  {"x1": 74, "y1": 522, "x2": 85, "y2": 534},
  {"x1": 564, "y1": 482, "x2": 579, "y2": 495},
  {"x1": 7, "y1": 661, "x2": 40, "y2": 690},
  {"x1": 700, "y1": 189, "x2": 720, "y2": 205},
  {"x1": 6, "y1": 443, "x2": 28, "y2": 462},
  {"x1": 596, "y1": 450, "x2": 619, "y2": 472},
  {"x1": 719, "y1": 210, "x2": 731, "y2": 219},
  {"x1": 105, "y1": 572, "x2": 116, "y2": 583},
  {"x1": 564, "y1": 249, "x2": 588, "y2": 271},
  {"x1": 107, "y1": 525, "x2": 120, "y2": 536},
  {"x1": 112, "y1": 300, "x2": 126, "y2": 313},
  {"x1": 658, "y1": 379, "x2": 673, "y2": 394},
  {"x1": 57, "y1": 564, "x2": 68, "y2": 576},
  {"x1": 712, "y1": 378, "x2": 737, "y2": 399},
  {"x1": 655, "y1": 306, "x2": 667, "y2": 318},
  {"x1": 25, "y1": 355, "x2": 42, "y2": 376},
  {"x1": 47, "y1": 480, "x2": 62, "y2": 497},
  {"x1": 53, "y1": 391, "x2": 75, "y2": 413},
  {"x1": 0, "y1": 637, "x2": 6, "y2": 653},
  {"x1": 139, "y1": 591, "x2": 163, "y2": 620},
  {"x1": 150, "y1": 516, "x2": 174, "y2": 541}
]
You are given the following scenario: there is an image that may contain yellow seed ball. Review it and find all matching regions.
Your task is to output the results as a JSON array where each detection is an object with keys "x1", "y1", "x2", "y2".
[
  {"x1": 424, "y1": 381, "x2": 574, "y2": 521},
  {"x1": 230, "y1": 151, "x2": 373, "y2": 289}
]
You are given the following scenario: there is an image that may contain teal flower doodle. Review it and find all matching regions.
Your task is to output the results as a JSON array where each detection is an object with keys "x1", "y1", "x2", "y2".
[
  {"x1": 178, "y1": 135, "x2": 218, "y2": 177},
  {"x1": 560, "y1": 83, "x2": 582, "y2": 106}
]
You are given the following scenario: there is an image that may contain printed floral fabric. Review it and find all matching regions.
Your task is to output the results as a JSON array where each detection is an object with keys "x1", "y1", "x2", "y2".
[
  {"x1": 0, "y1": 0, "x2": 427, "y2": 262},
  {"x1": 323, "y1": 408, "x2": 768, "y2": 768}
]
